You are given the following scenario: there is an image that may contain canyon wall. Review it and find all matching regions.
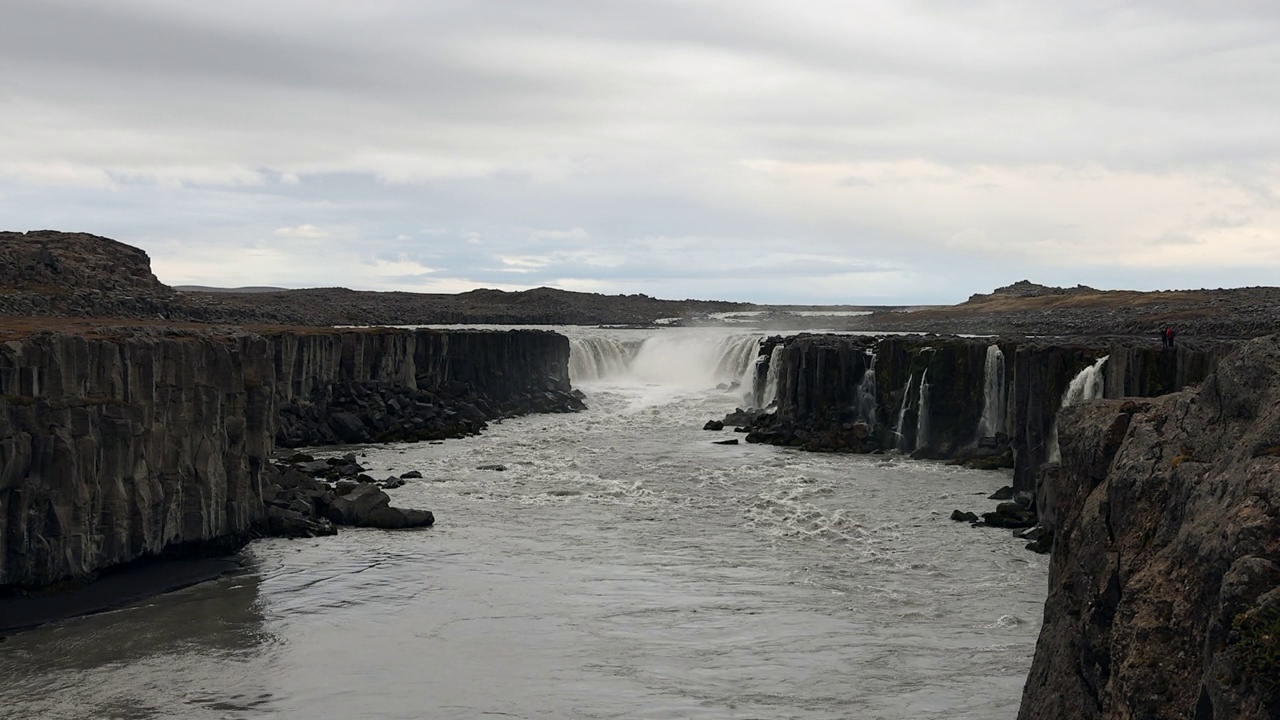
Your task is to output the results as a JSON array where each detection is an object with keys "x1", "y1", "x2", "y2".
[
  {"x1": 0, "y1": 328, "x2": 578, "y2": 589},
  {"x1": 1018, "y1": 335, "x2": 1280, "y2": 719},
  {"x1": 744, "y1": 334, "x2": 1233, "y2": 491}
]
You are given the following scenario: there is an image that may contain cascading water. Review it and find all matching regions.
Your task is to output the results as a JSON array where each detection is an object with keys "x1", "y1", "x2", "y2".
[
  {"x1": 1062, "y1": 355, "x2": 1108, "y2": 407},
  {"x1": 914, "y1": 368, "x2": 931, "y2": 452},
  {"x1": 757, "y1": 345, "x2": 785, "y2": 409},
  {"x1": 1048, "y1": 355, "x2": 1109, "y2": 463},
  {"x1": 855, "y1": 351, "x2": 877, "y2": 425},
  {"x1": 568, "y1": 337, "x2": 633, "y2": 382},
  {"x1": 622, "y1": 332, "x2": 761, "y2": 391},
  {"x1": 977, "y1": 344, "x2": 1007, "y2": 438},
  {"x1": 894, "y1": 373, "x2": 915, "y2": 453}
]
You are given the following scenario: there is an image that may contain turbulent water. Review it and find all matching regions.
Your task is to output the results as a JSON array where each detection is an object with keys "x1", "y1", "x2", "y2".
[{"x1": 0, "y1": 327, "x2": 1047, "y2": 720}]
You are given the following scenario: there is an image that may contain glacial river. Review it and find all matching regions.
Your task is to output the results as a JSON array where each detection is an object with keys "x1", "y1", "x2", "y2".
[{"x1": 0, "y1": 328, "x2": 1047, "y2": 720}]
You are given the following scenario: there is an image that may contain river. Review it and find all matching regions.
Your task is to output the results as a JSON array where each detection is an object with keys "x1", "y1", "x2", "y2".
[{"x1": 0, "y1": 327, "x2": 1047, "y2": 720}]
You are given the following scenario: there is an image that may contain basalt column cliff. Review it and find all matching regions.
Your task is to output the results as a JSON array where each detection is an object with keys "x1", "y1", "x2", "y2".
[
  {"x1": 0, "y1": 327, "x2": 581, "y2": 590},
  {"x1": 1019, "y1": 335, "x2": 1280, "y2": 719},
  {"x1": 741, "y1": 334, "x2": 1229, "y2": 490}
]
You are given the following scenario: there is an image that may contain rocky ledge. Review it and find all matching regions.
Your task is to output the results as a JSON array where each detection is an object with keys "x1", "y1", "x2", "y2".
[{"x1": 1019, "y1": 335, "x2": 1280, "y2": 719}]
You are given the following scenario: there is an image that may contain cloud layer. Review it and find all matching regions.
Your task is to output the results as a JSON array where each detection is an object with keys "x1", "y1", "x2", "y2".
[{"x1": 2, "y1": 0, "x2": 1278, "y2": 302}]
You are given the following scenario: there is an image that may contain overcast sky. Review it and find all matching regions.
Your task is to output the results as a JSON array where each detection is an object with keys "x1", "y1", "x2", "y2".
[{"x1": 2, "y1": 1, "x2": 1278, "y2": 303}]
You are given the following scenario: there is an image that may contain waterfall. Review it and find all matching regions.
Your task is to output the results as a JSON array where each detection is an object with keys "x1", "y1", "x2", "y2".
[
  {"x1": 1062, "y1": 355, "x2": 1108, "y2": 407},
  {"x1": 757, "y1": 345, "x2": 785, "y2": 409},
  {"x1": 977, "y1": 344, "x2": 1007, "y2": 438},
  {"x1": 568, "y1": 337, "x2": 633, "y2": 382},
  {"x1": 1048, "y1": 355, "x2": 1109, "y2": 462},
  {"x1": 914, "y1": 368, "x2": 931, "y2": 451},
  {"x1": 894, "y1": 373, "x2": 914, "y2": 452},
  {"x1": 626, "y1": 333, "x2": 762, "y2": 390},
  {"x1": 855, "y1": 351, "x2": 875, "y2": 422},
  {"x1": 855, "y1": 351, "x2": 877, "y2": 425}
]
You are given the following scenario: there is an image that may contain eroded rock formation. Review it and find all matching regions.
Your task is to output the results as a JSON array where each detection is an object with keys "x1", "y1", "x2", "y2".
[{"x1": 1019, "y1": 335, "x2": 1280, "y2": 719}]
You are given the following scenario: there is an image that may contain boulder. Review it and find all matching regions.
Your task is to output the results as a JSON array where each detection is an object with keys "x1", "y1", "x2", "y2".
[
  {"x1": 703, "y1": 420, "x2": 725, "y2": 431},
  {"x1": 981, "y1": 502, "x2": 1037, "y2": 529},
  {"x1": 328, "y1": 412, "x2": 368, "y2": 442}
]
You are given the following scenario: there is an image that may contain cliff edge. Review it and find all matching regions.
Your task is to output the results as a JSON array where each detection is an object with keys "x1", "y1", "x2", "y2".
[{"x1": 1020, "y1": 335, "x2": 1280, "y2": 719}]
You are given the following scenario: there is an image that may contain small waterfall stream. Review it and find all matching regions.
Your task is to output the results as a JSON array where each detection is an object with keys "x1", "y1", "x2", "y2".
[
  {"x1": 757, "y1": 345, "x2": 785, "y2": 409},
  {"x1": 895, "y1": 374, "x2": 915, "y2": 452},
  {"x1": 914, "y1": 368, "x2": 931, "y2": 452},
  {"x1": 855, "y1": 351, "x2": 877, "y2": 425},
  {"x1": 977, "y1": 344, "x2": 1007, "y2": 438},
  {"x1": 1048, "y1": 355, "x2": 1109, "y2": 462}
]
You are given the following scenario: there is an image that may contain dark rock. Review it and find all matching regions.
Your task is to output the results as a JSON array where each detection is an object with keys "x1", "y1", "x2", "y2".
[
  {"x1": 292, "y1": 459, "x2": 332, "y2": 476},
  {"x1": 1020, "y1": 335, "x2": 1280, "y2": 719},
  {"x1": 266, "y1": 506, "x2": 337, "y2": 538},
  {"x1": 981, "y1": 502, "x2": 1037, "y2": 529},
  {"x1": 703, "y1": 420, "x2": 725, "y2": 431},
  {"x1": 400, "y1": 470, "x2": 423, "y2": 479},
  {"x1": 324, "y1": 484, "x2": 391, "y2": 526},
  {"x1": 476, "y1": 464, "x2": 507, "y2": 471},
  {"x1": 988, "y1": 485, "x2": 1015, "y2": 500},
  {"x1": 950, "y1": 510, "x2": 980, "y2": 522},
  {"x1": 287, "y1": 452, "x2": 315, "y2": 463},
  {"x1": 329, "y1": 412, "x2": 368, "y2": 442},
  {"x1": 713, "y1": 439, "x2": 739, "y2": 445}
]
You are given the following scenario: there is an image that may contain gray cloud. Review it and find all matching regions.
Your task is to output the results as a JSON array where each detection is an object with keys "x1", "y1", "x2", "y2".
[{"x1": 1, "y1": 0, "x2": 1279, "y2": 303}]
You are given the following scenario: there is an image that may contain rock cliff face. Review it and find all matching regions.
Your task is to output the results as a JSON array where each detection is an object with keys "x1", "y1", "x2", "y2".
[
  {"x1": 742, "y1": 334, "x2": 1232, "y2": 491},
  {"x1": 1019, "y1": 335, "x2": 1280, "y2": 720},
  {"x1": 0, "y1": 327, "x2": 578, "y2": 590}
]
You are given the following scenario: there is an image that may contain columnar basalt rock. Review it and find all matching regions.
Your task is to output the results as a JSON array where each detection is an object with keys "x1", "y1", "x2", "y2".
[
  {"x1": 737, "y1": 334, "x2": 1229, "y2": 494},
  {"x1": 0, "y1": 327, "x2": 581, "y2": 590},
  {"x1": 1019, "y1": 335, "x2": 1280, "y2": 720}
]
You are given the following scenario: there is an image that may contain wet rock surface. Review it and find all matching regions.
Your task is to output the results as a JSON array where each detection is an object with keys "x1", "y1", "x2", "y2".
[{"x1": 261, "y1": 454, "x2": 432, "y2": 533}]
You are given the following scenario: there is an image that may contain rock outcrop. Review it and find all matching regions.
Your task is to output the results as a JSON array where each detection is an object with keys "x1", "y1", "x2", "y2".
[
  {"x1": 1019, "y1": 335, "x2": 1280, "y2": 719},
  {"x1": 0, "y1": 231, "x2": 178, "y2": 319},
  {"x1": 0, "y1": 326, "x2": 580, "y2": 590}
]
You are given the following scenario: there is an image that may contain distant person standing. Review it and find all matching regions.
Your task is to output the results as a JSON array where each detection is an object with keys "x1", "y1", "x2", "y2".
[
  {"x1": 1169, "y1": 326, "x2": 1176, "y2": 348},
  {"x1": 1160, "y1": 326, "x2": 1169, "y2": 349}
]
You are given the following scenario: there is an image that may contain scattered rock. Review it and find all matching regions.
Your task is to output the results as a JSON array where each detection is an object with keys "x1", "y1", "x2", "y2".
[
  {"x1": 951, "y1": 510, "x2": 980, "y2": 522},
  {"x1": 703, "y1": 420, "x2": 725, "y2": 431},
  {"x1": 476, "y1": 464, "x2": 507, "y2": 471},
  {"x1": 713, "y1": 438, "x2": 739, "y2": 445},
  {"x1": 400, "y1": 470, "x2": 423, "y2": 479},
  {"x1": 981, "y1": 502, "x2": 1037, "y2": 529}
]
